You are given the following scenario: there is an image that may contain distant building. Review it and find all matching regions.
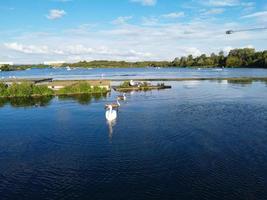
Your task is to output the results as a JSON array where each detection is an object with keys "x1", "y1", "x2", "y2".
[
  {"x1": 44, "y1": 61, "x2": 66, "y2": 67},
  {"x1": 0, "y1": 62, "x2": 13, "y2": 67}
]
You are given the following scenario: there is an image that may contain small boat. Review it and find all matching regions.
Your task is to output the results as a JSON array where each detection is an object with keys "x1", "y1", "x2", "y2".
[{"x1": 66, "y1": 66, "x2": 71, "y2": 71}]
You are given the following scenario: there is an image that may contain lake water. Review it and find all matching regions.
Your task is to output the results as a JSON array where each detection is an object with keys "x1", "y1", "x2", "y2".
[
  {"x1": 1, "y1": 67, "x2": 267, "y2": 80},
  {"x1": 0, "y1": 80, "x2": 267, "y2": 200}
]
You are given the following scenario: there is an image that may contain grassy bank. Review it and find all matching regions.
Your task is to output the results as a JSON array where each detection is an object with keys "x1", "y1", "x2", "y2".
[
  {"x1": 0, "y1": 82, "x2": 53, "y2": 97},
  {"x1": 0, "y1": 82, "x2": 108, "y2": 98}
]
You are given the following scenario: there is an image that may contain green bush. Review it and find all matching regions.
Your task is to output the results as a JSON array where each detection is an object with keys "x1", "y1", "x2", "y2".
[
  {"x1": 7, "y1": 83, "x2": 33, "y2": 97},
  {"x1": 0, "y1": 83, "x2": 8, "y2": 97},
  {"x1": 119, "y1": 81, "x2": 130, "y2": 88},
  {"x1": 0, "y1": 82, "x2": 54, "y2": 97},
  {"x1": 0, "y1": 82, "x2": 106, "y2": 98},
  {"x1": 57, "y1": 82, "x2": 107, "y2": 95},
  {"x1": 32, "y1": 85, "x2": 54, "y2": 96}
]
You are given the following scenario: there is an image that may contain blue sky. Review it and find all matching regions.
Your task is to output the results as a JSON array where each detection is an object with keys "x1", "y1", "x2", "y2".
[{"x1": 0, "y1": 0, "x2": 267, "y2": 63}]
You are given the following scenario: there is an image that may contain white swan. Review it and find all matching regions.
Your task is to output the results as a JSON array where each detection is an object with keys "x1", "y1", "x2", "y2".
[{"x1": 105, "y1": 105, "x2": 117, "y2": 121}]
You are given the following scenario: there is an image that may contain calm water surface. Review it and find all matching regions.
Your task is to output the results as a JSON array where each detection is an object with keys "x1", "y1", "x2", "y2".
[
  {"x1": 0, "y1": 81, "x2": 267, "y2": 200},
  {"x1": 1, "y1": 67, "x2": 267, "y2": 80}
]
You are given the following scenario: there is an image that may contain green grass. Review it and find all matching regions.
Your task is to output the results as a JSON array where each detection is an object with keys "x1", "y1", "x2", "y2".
[
  {"x1": 119, "y1": 81, "x2": 131, "y2": 88},
  {"x1": 0, "y1": 82, "x2": 54, "y2": 98},
  {"x1": 56, "y1": 82, "x2": 107, "y2": 95},
  {"x1": 0, "y1": 81, "x2": 108, "y2": 98}
]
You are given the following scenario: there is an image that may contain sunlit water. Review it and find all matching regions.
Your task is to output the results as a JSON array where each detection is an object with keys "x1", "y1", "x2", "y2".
[
  {"x1": 0, "y1": 81, "x2": 267, "y2": 200},
  {"x1": 1, "y1": 67, "x2": 267, "y2": 80}
]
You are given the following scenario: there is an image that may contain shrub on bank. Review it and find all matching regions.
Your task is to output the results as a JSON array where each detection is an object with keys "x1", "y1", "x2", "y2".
[
  {"x1": 32, "y1": 85, "x2": 54, "y2": 96},
  {"x1": 7, "y1": 83, "x2": 33, "y2": 97},
  {"x1": 0, "y1": 81, "x2": 107, "y2": 98},
  {"x1": 0, "y1": 82, "x2": 54, "y2": 97},
  {"x1": 0, "y1": 83, "x2": 8, "y2": 97},
  {"x1": 57, "y1": 82, "x2": 107, "y2": 95}
]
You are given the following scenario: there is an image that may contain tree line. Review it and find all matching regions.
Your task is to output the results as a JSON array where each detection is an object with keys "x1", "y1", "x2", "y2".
[
  {"x1": 1, "y1": 48, "x2": 267, "y2": 70},
  {"x1": 171, "y1": 48, "x2": 267, "y2": 68},
  {"x1": 67, "y1": 48, "x2": 267, "y2": 68}
]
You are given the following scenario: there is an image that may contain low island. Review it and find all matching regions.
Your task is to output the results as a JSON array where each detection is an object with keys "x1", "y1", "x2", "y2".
[
  {"x1": 0, "y1": 80, "x2": 109, "y2": 98},
  {"x1": 113, "y1": 81, "x2": 171, "y2": 92}
]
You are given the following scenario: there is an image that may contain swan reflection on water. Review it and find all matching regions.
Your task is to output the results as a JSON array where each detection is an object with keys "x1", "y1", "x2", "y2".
[{"x1": 107, "y1": 120, "x2": 116, "y2": 141}]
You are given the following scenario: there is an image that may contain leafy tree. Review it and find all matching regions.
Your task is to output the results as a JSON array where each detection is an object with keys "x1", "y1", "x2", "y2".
[{"x1": 226, "y1": 56, "x2": 242, "y2": 67}]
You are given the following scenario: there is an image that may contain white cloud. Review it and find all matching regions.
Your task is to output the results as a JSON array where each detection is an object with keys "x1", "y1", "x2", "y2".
[
  {"x1": 202, "y1": 0, "x2": 240, "y2": 7},
  {"x1": 112, "y1": 16, "x2": 133, "y2": 25},
  {"x1": 46, "y1": 9, "x2": 66, "y2": 20},
  {"x1": 3, "y1": 11, "x2": 267, "y2": 64},
  {"x1": 184, "y1": 47, "x2": 202, "y2": 57},
  {"x1": 201, "y1": 8, "x2": 225, "y2": 15},
  {"x1": 4, "y1": 42, "x2": 49, "y2": 54},
  {"x1": 3, "y1": 42, "x2": 153, "y2": 62},
  {"x1": 131, "y1": 0, "x2": 157, "y2": 6},
  {"x1": 162, "y1": 12, "x2": 185, "y2": 19},
  {"x1": 223, "y1": 46, "x2": 233, "y2": 54},
  {"x1": 241, "y1": 11, "x2": 267, "y2": 19},
  {"x1": 64, "y1": 45, "x2": 94, "y2": 55},
  {"x1": 141, "y1": 17, "x2": 159, "y2": 26}
]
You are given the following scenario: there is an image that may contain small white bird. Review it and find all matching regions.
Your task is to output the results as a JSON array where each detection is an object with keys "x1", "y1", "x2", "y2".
[{"x1": 105, "y1": 105, "x2": 117, "y2": 121}]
